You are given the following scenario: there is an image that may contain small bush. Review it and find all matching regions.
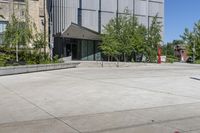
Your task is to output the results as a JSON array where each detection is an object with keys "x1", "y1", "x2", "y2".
[
  {"x1": 195, "y1": 60, "x2": 200, "y2": 64},
  {"x1": 167, "y1": 58, "x2": 174, "y2": 63},
  {"x1": 0, "y1": 54, "x2": 15, "y2": 67}
]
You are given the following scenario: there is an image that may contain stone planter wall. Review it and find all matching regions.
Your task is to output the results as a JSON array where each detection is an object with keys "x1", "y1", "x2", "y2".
[{"x1": 0, "y1": 63, "x2": 79, "y2": 76}]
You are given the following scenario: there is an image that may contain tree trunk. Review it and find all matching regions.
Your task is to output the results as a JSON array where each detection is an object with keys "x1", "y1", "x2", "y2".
[
  {"x1": 115, "y1": 56, "x2": 119, "y2": 67},
  {"x1": 16, "y1": 44, "x2": 19, "y2": 62},
  {"x1": 124, "y1": 53, "x2": 127, "y2": 62}
]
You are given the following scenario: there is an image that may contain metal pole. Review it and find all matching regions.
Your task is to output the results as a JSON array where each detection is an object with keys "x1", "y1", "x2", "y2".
[
  {"x1": 16, "y1": 44, "x2": 19, "y2": 62},
  {"x1": 44, "y1": 0, "x2": 47, "y2": 54}
]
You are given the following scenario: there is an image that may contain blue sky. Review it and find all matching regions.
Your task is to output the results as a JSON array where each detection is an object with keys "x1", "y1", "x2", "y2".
[{"x1": 165, "y1": 0, "x2": 200, "y2": 43}]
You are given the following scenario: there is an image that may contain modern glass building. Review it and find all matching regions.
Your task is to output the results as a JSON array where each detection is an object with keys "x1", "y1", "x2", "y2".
[{"x1": 47, "y1": 0, "x2": 164, "y2": 61}]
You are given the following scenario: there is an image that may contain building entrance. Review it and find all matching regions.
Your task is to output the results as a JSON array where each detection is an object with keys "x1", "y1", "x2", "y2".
[
  {"x1": 54, "y1": 37, "x2": 101, "y2": 61},
  {"x1": 65, "y1": 40, "x2": 81, "y2": 60}
]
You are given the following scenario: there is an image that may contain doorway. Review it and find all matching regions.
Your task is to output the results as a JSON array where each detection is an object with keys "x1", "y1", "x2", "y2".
[{"x1": 72, "y1": 43, "x2": 78, "y2": 60}]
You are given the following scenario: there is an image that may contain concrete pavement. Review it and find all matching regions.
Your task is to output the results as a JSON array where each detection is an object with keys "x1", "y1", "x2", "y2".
[{"x1": 0, "y1": 63, "x2": 200, "y2": 133}]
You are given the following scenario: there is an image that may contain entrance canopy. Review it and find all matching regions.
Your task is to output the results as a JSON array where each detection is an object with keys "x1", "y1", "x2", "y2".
[{"x1": 62, "y1": 23, "x2": 101, "y2": 41}]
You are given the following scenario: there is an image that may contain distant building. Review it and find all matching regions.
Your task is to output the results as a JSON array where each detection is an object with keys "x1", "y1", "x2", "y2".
[
  {"x1": 174, "y1": 44, "x2": 188, "y2": 62},
  {"x1": 47, "y1": 0, "x2": 165, "y2": 61}
]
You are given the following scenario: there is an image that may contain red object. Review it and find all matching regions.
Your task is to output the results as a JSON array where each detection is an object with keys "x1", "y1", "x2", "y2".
[
  {"x1": 174, "y1": 131, "x2": 180, "y2": 133},
  {"x1": 158, "y1": 47, "x2": 161, "y2": 64}
]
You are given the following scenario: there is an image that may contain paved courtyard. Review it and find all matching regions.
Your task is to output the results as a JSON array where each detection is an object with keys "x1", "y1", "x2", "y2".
[{"x1": 0, "y1": 63, "x2": 200, "y2": 133}]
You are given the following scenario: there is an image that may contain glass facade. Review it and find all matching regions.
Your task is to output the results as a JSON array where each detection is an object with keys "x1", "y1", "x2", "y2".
[
  {"x1": 53, "y1": 38, "x2": 100, "y2": 61},
  {"x1": 48, "y1": 0, "x2": 164, "y2": 61},
  {"x1": 49, "y1": 0, "x2": 164, "y2": 34}
]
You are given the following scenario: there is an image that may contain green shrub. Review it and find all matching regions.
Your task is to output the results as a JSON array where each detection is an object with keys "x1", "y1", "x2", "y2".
[
  {"x1": 195, "y1": 60, "x2": 200, "y2": 64},
  {"x1": 53, "y1": 55, "x2": 61, "y2": 63},
  {"x1": 0, "y1": 54, "x2": 15, "y2": 67},
  {"x1": 0, "y1": 49, "x2": 62, "y2": 67},
  {"x1": 167, "y1": 58, "x2": 175, "y2": 63}
]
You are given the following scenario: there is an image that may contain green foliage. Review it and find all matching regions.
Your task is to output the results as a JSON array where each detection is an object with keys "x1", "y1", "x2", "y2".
[
  {"x1": 162, "y1": 40, "x2": 184, "y2": 59},
  {"x1": 181, "y1": 28, "x2": 194, "y2": 56},
  {"x1": 101, "y1": 10, "x2": 162, "y2": 63},
  {"x1": 166, "y1": 56, "x2": 179, "y2": 63},
  {"x1": 3, "y1": 0, "x2": 34, "y2": 62},
  {"x1": 162, "y1": 43, "x2": 174, "y2": 56},
  {"x1": 100, "y1": 18, "x2": 121, "y2": 61},
  {"x1": 0, "y1": 0, "x2": 57, "y2": 66},
  {"x1": 146, "y1": 15, "x2": 162, "y2": 62},
  {"x1": 18, "y1": 51, "x2": 60, "y2": 65},
  {"x1": 33, "y1": 32, "x2": 47, "y2": 53},
  {"x1": 195, "y1": 60, "x2": 200, "y2": 64},
  {"x1": 4, "y1": 15, "x2": 33, "y2": 48},
  {"x1": 166, "y1": 58, "x2": 175, "y2": 64},
  {"x1": 0, "y1": 54, "x2": 15, "y2": 67},
  {"x1": 181, "y1": 20, "x2": 200, "y2": 61}
]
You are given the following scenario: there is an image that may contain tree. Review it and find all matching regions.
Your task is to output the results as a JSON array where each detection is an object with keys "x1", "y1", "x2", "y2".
[
  {"x1": 193, "y1": 21, "x2": 200, "y2": 61},
  {"x1": 132, "y1": 25, "x2": 148, "y2": 56},
  {"x1": 181, "y1": 20, "x2": 200, "y2": 62},
  {"x1": 4, "y1": 15, "x2": 33, "y2": 62},
  {"x1": 100, "y1": 18, "x2": 121, "y2": 62},
  {"x1": 3, "y1": 1, "x2": 33, "y2": 62},
  {"x1": 147, "y1": 15, "x2": 162, "y2": 62},
  {"x1": 101, "y1": 11, "x2": 163, "y2": 63},
  {"x1": 162, "y1": 40, "x2": 184, "y2": 57},
  {"x1": 33, "y1": 32, "x2": 47, "y2": 54},
  {"x1": 117, "y1": 12, "x2": 138, "y2": 61},
  {"x1": 101, "y1": 9, "x2": 146, "y2": 62}
]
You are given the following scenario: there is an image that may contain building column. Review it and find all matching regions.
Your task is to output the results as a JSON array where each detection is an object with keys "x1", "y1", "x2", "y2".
[
  {"x1": 98, "y1": 0, "x2": 101, "y2": 33},
  {"x1": 78, "y1": 0, "x2": 82, "y2": 26}
]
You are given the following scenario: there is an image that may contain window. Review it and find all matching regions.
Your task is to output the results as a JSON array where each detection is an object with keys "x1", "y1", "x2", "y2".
[
  {"x1": 20, "y1": 10, "x2": 25, "y2": 17},
  {"x1": 0, "y1": 21, "x2": 7, "y2": 34},
  {"x1": 0, "y1": 21, "x2": 8, "y2": 44},
  {"x1": 14, "y1": 0, "x2": 25, "y2": 2}
]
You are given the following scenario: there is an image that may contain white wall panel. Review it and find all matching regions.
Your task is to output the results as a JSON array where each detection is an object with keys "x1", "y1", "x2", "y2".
[
  {"x1": 65, "y1": 8, "x2": 78, "y2": 29},
  {"x1": 51, "y1": 0, "x2": 164, "y2": 38},
  {"x1": 64, "y1": 0, "x2": 79, "y2": 30},
  {"x1": 148, "y1": 17, "x2": 164, "y2": 39},
  {"x1": 101, "y1": 12, "x2": 116, "y2": 32},
  {"x1": 82, "y1": 10, "x2": 99, "y2": 32},
  {"x1": 137, "y1": 16, "x2": 148, "y2": 27},
  {"x1": 66, "y1": 0, "x2": 79, "y2": 8},
  {"x1": 101, "y1": 0, "x2": 117, "y2": 12},
  {"x1": 135, "y1": 0, "x2": 147, "y2": 16},
  {"x1": 149, "y1": 1, "x2": 163, "y2": 17},
  {"x1": 118, "y1": 0, "x2": 133, "y2": 13},
  {"x1": 82, "y1": 0, "x2": 99, "y2": 10},
  {"x1": 148, "y1": 17, "x2": 163, "y2": 27}
]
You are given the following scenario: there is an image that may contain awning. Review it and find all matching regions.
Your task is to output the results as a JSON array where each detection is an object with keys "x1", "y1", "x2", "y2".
[{"x1": 61, "y1": 23, "x2": 101, "y2": 41}]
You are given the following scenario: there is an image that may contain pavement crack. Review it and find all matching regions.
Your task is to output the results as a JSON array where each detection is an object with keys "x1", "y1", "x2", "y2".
[
  {"x1": 0, "y1": 83, "x2": 82, "y2": 133},
  {"x1": 99, "y1": 80, "x2": 200, "y2": 101}
]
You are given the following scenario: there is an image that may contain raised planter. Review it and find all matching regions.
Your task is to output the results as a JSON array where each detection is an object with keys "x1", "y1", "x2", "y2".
[{"x1": 0, "y1": 62, "x2": 80, "y2": 76}]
